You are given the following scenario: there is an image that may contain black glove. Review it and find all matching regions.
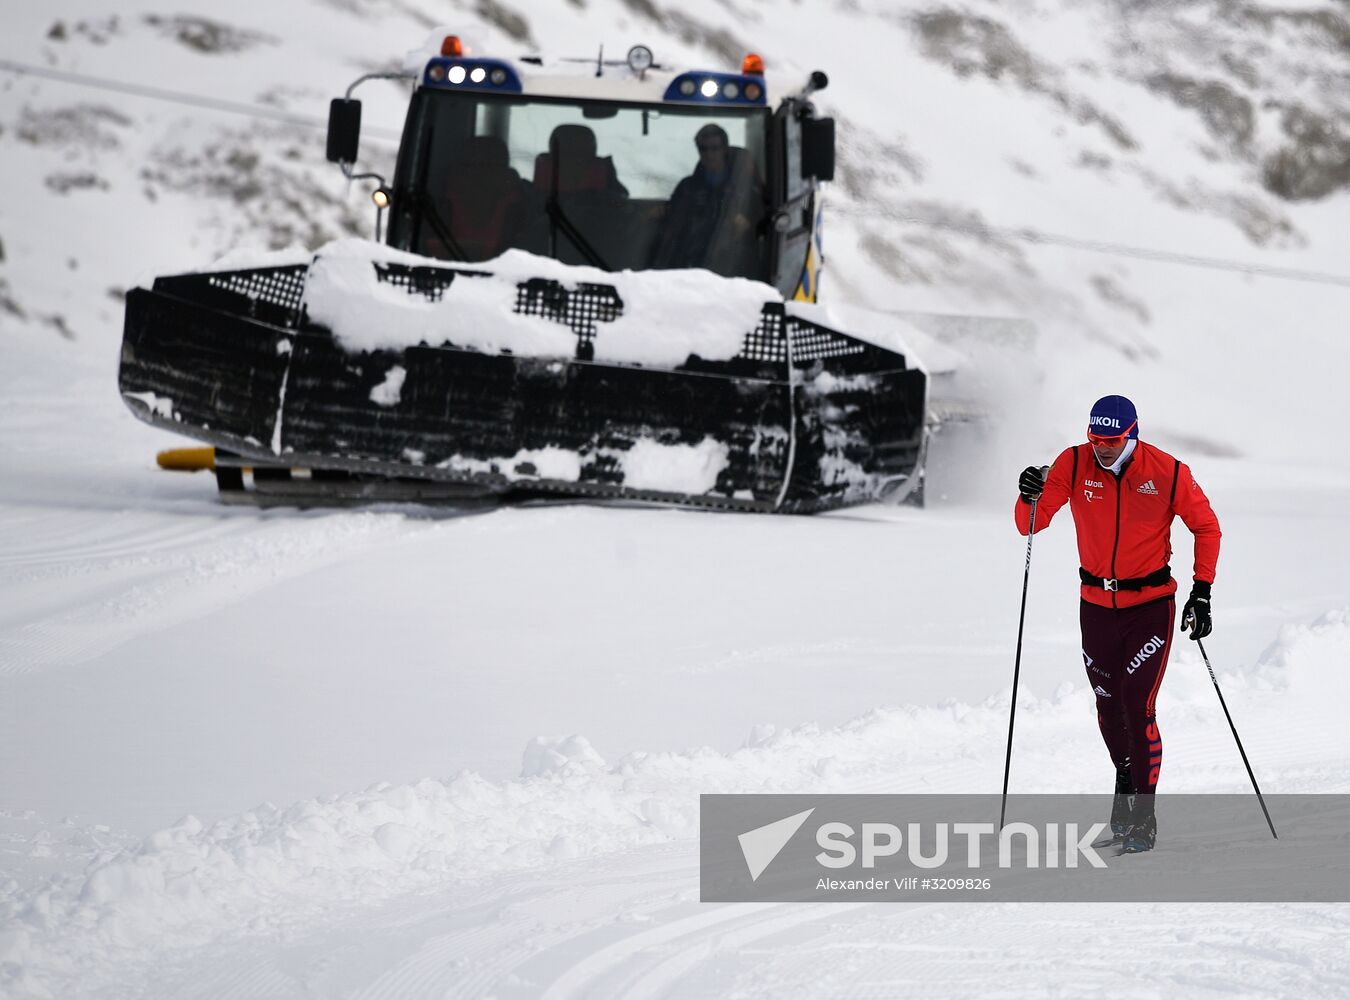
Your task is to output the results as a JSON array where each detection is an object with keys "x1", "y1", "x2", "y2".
[
  {"x1": 1180, "y1": 581, "x2": 1212, "y2": 640},
  {"x1": 1019, "y1": 465, "x2": 1048, "y2": 503}
]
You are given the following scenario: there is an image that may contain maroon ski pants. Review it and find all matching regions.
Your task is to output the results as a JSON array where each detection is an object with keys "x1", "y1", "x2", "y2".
[{"x1": 1080, "y1": 597, "x2": 1176, "y2": 794}]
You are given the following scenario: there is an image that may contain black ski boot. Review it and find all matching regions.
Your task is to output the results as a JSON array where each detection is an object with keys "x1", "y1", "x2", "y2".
[
  {"x1": 1120, "y1": 794, "x2": 1157, "y2": 854},
  {"x1": 1093, "y1": 762, "x2": 1133, "y2": 848}
]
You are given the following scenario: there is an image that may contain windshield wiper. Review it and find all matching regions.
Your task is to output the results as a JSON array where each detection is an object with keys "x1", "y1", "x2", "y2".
[
  {"x1": 545, "y1": 151, "x2": 610, "y2": 271},
  {"x1": 413, "y1": 190, "x2": 468, "y2": 262},
  {"x1": 545, "y1": 197, "x2": 610, "y2": 271}
]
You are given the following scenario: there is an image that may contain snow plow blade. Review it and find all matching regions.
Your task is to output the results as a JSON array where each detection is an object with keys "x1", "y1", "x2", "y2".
[{"x1": 119, "y1": 259, "x2": 927, "y2": 512}]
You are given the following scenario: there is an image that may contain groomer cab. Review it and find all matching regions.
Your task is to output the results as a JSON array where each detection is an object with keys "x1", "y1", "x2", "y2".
[{"x1": 327, "y1": 37, "x2": 836, "y2": 300}]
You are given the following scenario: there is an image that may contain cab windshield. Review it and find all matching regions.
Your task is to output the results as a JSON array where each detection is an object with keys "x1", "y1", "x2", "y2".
[{"x1": 397, "y1": 90, "x2": 772, "y2": 281}]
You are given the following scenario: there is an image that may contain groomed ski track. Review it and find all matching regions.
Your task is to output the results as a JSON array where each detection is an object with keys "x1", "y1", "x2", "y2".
[{"x1": 2, "y1": 451, "x2": 1349, "y2": 997}]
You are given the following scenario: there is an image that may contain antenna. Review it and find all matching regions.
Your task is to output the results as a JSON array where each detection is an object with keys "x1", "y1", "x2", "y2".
[{"x1": 596, "y1": 44, "x2": 604, "y2": 77}]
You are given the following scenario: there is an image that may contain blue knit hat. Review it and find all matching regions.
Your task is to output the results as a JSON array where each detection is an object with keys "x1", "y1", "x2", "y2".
[{"x1": 1088, "y1": 395, "x2": 1138, "y2": 439}]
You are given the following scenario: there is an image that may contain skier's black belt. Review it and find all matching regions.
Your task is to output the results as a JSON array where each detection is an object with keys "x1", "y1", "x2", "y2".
[{"x1": 1079, "y1": 565, "x2": 1171, "y2": 592}]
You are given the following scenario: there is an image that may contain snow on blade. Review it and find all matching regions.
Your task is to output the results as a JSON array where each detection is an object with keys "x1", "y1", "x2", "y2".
[
  {"x1": 302, "y1": 245, "x2": 576, "y2": 359},
  {"x1": 368, "y1": 365, "x2": 406, "y2": 407},
  {"x1": 436, "y1": 446, "x2": 582, "y2": 482},
  {"x1": 269, "y1": 351, "x2": 293, "y2": 455},
  {"x1": 618, "y1": 436, "x2": 731, "y2": 494},
  {"x1": 504, "y1": 447, "x2": 583, "y2": 482},
  {"x1": 300, "y1": 239, "x2": 774, "y2": 367},
  {"x1": 593, "y1": 266, "x2": 773, "y2": 367}
]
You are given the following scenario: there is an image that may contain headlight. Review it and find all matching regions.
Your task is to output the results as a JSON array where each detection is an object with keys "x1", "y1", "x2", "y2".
[{"x1": 626, "y1": 45, "x2": 654, "y2": 73}]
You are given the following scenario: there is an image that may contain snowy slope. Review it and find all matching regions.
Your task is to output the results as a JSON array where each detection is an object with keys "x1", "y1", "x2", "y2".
[{"x1": 3, "y1": 0, "x2": 1350, "y2": 997}]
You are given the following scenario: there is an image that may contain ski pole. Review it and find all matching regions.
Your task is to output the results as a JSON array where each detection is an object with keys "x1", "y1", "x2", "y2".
[
  {"x1": 1000, "y1": 495, "x2": 1038, "y2": 830},
  {"x1": 1196, "y1": 638, "x2": 1278, "y2": 839}
]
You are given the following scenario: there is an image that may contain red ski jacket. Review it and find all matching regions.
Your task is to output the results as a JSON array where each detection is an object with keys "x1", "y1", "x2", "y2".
[{"x1": 1014, "y1": 440, "x2": 1221, "y2": 609}]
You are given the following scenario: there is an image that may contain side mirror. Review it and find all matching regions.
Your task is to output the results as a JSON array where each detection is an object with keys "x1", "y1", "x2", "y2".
[
  {"x1": 801, "y1": 116, "x2": 835, "y2": 182},
  {"x1": 326, "y1": 99, "x2": 362, "y2": 164}
]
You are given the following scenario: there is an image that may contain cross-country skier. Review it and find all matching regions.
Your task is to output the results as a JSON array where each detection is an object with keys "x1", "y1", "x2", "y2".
[{"x1": 1015, "y1": 395, "x2": 1221, "y2": 852}]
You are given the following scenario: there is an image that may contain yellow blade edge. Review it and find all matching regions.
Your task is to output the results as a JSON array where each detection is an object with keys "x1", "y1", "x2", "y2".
[{"x1": 156, "y1": 447, "x2": 216, "y2": 472}]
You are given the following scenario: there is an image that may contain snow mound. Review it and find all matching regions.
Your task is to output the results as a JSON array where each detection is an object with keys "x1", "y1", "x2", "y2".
[
  {"x1": 521, "y1": 734, "x2": 607, "y2": 777},
  {"x1": 0, "y1": 693, "x2": 1029, "y2": 993},
  {"x1": 1255, "y1": 608, "x2": 1350, "y2": 690}
]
